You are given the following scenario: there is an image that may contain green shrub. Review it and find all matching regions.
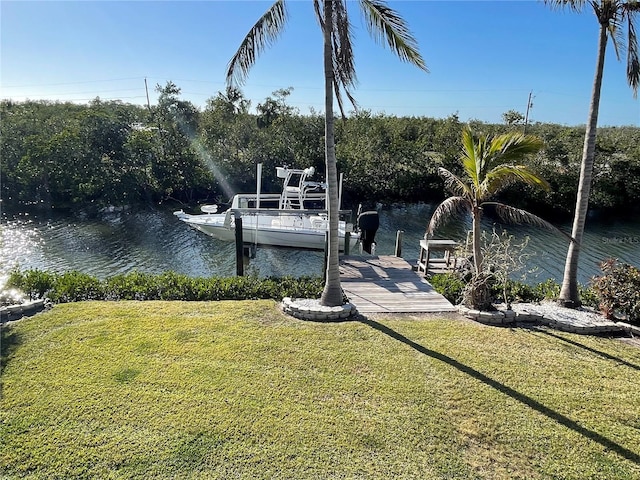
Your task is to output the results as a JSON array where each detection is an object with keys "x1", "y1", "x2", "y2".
[
  {"x1": 103, "y1": 271, "x2": 161, "y2": 300},
  {"x1": 7, "y1": 269, "x2": 56, "y2": 299},
  {"x1": 578, "y1": 285, "x2": 599, "y2": 309},
  {"x1": 591, "y1": 259, "x2": 640, "y2": 323},
  {"x1": 429, "y1": 273, "x2": 465, "y2": 305},
  {"x1": 503, "y1": 280, "x2": 536, "y2": 303},
  {"x1": 531, "y1": 278, "x2": 561, "y2": 301},
  {"x1": 5, "y1": 269, "x2": 325, "y2": 304},
  {"x1": 157, "y1": 271, "x2": 194, "y2": 300},
  {"x1": 49, "y1": 272, "x2": 103, "y2": 303}
]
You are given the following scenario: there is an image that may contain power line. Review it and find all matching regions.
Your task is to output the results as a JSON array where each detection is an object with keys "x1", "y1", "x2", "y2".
[{"x1": 0, "y1": 77, "x2": 146, "y2": 89}]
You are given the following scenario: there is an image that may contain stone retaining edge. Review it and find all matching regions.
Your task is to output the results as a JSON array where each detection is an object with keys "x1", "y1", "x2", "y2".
[
  {"x1": 458, "y1": 305, "x2": 635, "y2": 335},
  {"x1": 281, "y1": 297, "x2": 358, "y2": 322},
  {"x1": 1, "y1": 299, "x2": 51, "y2": 324}
]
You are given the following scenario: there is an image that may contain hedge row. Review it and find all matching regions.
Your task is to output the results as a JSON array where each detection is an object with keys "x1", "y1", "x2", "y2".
[{"x1": 7, "y1": 270, "x2": 324, "y2": 304}]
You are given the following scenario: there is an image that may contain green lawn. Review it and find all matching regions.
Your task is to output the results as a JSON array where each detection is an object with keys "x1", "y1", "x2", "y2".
[{"x1": 1, "y1": 300, "x2": 640, "y2": 479}]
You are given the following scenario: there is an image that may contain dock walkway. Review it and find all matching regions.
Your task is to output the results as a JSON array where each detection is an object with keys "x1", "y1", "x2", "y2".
[{"x1": 339, "y1": 255, "x2": 456, "y2": 314}]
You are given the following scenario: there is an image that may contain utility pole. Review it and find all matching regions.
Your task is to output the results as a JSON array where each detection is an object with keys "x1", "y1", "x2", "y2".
[
  {"x1": 144, "y1": 78, "x2": 152, "y2": 112},
  {"x1": 524, "y1": 90, "x2": 534, "y2": 133}
]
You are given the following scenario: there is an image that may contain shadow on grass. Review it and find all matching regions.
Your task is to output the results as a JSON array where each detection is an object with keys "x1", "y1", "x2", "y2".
[
  {"x1": 0, "y1": 325, "x2": 23, "y2": 376},
  {"x1": 536, "y1": 330, "x2": 640, "y2": 371},
  {"x1": 359, "y1": 317, "x2": 640, "y2": 465}
]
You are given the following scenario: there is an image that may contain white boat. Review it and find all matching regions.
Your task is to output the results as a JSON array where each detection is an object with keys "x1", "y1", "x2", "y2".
[{"x1": 174, "y1": 166, "x2": 372, "y2": 252}]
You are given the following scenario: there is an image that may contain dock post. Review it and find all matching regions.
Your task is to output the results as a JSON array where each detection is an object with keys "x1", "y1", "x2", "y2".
[
  {"x1": 344, "y1": 232, "x2": 350, "y2": 256},
  {"x1": 395, "y1": 230, "x2": 404, "y2": 257},
  {"x1": 234, "y1": 212, "x2": 244, "y2": 276}
]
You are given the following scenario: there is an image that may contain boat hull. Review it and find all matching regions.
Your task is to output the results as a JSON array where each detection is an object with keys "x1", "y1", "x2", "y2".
[{"x1": 174, "y1": 211, "x2": 359, "y2": 251}]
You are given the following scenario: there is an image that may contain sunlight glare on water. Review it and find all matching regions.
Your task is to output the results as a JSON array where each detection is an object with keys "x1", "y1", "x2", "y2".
[{"x1": 0, "y1": 215, "x2": 46, "y2": 289}]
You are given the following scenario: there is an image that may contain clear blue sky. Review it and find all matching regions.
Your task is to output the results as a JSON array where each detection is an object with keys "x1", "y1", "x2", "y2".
[{"x1": 1, "y1": 0, "x2": 638, "y2": 126}]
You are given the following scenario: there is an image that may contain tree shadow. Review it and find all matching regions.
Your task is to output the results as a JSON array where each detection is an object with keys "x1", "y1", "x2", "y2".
[
  {"x1": 359, "y1": 316, "x2": 640, "y2": 465},
  {"x1": 0, "y1": 325, "x2": 23, "y2": 377},
  {"x1": 535, "y1": 330, "x2": 640, "y2": 372}
]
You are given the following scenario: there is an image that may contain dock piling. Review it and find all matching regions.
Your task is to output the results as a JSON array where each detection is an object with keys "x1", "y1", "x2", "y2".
[
  {"x1": 234, "y1": 213, "x2": 244, "y2": 276},
  {"x1": 395, "y1": 230, "x2": 404, "y2": 257}
]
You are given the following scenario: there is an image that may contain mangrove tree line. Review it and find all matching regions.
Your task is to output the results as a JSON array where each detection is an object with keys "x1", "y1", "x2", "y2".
[{"x1": 1, "y1": 83, "x2": 639, "y2": 219}]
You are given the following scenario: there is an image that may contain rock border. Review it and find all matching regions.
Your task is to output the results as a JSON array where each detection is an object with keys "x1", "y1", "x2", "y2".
[
  {"x1": 281, "y1": 297, "x2": 358, "y2": 322},
  {"x1": 1, "y1": 299, "x2": 50, "y2": 324},
  {"x1": 458, "y1": 302, "x2": 640, "y2": 336}
]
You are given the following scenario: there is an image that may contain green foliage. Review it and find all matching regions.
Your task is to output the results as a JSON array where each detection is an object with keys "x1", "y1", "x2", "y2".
[
  {"x1": 430, "y1": 273, "x2": 572, "y2": 307},
  {"x1": 7, "y1": 269, "x2": 56, "y2": 299},
  {"x1": 533, "y1": 278, "x2": 561, "y2": 301},
  {"x1": 103, "y1": 271, "x2": 163, "y2": 300},
  {"x1": 6, "y1": 269, "x2": 324, "y2": 304},
  {"x1": 502, "y1": 109, "x2": 525, "y2": 126},
  {"x1": 489, "y1": 278, "x2": 561, "y2": 304},
  {"x1": 592, "y1": 259, "x2": 640, "y2": 324},
  {"x1": 49, "y1": 272, "x2": 104, "y2": 303},
  {"x1": 428, "y1": 273, "x2": 465, "y2": 304},
  {"x1": 2, "y1": 97, "x2": 639, "y2": 216},
  {"x1": 578, "y1": 284, "x2": 600, "y2": 309}
]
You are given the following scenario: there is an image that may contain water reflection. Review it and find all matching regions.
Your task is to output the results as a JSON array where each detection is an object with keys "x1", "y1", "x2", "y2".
[{"x1": 1, "y1": 205, "x2": 638, "y2": 288}]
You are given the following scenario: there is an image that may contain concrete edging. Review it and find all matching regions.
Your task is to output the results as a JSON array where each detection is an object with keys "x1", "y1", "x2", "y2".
[
  {"x1": 281, "y1": 297, "x2": 358, "y2": 322},
  {"x1": 458, "y1": 304, "x2": 634, "y2": 335},
  {"x1": 0, "y1": 299, "x2": 50, "y2": 324}
]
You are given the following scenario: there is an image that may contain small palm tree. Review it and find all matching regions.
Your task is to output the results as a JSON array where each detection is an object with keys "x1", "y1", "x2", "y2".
[
  {"x1": 427, "y1": 127, "x2": 557, "y2": 309},
  {"x1": 544, "y1": 0, "x2": 639, "y2": 307},
  {"x1": 226, "y1": 0, "x2": 427, "y2": 306}
]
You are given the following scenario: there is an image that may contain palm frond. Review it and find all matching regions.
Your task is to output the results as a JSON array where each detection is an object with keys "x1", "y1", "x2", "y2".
[
  {"x1": 624, "y1": 5, "x2": 640, "y2": 96},
  {"x1": 460, "y1": 126, "x2": 480, "y2": 188},
  {"x1": 313, "y1": 0, "x2": 358, "y2": 118},
  {"x1": 359, "y1": 0, "x2": 428, "y2": 71},
  {"x1": 437, "y1": 167, "x2": 471, "y2": 198},
  {"x1": 485, "y1": 202, "x2": 576, "y2": 243},
  {"x1": 332, "y1": 0, "x2": 359, "y2": 116},
  {"x1": 542, "y1": 0, "x2": 586, "y2": 13},
  {"x1": 332, "y1": 77, "x2": 359, "y2": 118},
  {"x1": 426, "y1": 196, "x2": 471, "y2": 238},
  {"x1": 488, "y1": 132, "x2": 545, "y2": 167},
  {"x1": 332, "y1": 0, "x2": 357, "y2": 87},
  {"x1": 226, "y1": 0, "x2": 287, "y2": 86},
  {"x1": 483, "y1": 164, "x2": 550, "y2": 197}
]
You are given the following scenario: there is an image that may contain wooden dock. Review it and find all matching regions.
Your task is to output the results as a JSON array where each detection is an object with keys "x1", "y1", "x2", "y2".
[{"x1": 339, "y1": 255, "x2": 456, "y2": 314}]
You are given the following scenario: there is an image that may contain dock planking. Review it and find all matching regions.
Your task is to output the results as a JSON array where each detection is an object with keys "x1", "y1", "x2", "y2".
[{"x1": 339, "y1": 255, "x2": 456, "y2": 314}]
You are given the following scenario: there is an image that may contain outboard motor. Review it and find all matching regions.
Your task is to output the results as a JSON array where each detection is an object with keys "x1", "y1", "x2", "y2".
[{"x1": 357, "y1": 210, "x2": 379, "y2": 254}]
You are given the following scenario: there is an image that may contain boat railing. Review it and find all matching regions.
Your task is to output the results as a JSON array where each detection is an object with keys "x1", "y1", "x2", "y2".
[
  {"x1": 229, "y1": 207, "x2": 354, "y2": 225},
  {"x1": 232, "y1": 192, "x2": 327, "y2": 210}
]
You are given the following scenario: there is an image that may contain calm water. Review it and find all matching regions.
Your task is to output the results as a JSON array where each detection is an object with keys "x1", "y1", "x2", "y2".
[{"x1": 1, "y1": 204, "x2": 639, "y2": 287}]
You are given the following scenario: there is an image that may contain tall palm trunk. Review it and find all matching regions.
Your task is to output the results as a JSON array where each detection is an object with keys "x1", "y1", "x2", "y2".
[
  {"x1": 472, "y1": 205, "x2": 483, "y2": 275},
  {"x1": 320, "y1": 0, "x2": 343, "y2": 307},
  {"x1": 558, "y1": 22, "x2": 608, "y2": 307}
]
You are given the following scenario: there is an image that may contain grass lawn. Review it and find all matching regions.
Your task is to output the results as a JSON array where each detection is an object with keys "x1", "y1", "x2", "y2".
[{"x1": 1, "y1": 300, "x2": 640, "y2": 479}]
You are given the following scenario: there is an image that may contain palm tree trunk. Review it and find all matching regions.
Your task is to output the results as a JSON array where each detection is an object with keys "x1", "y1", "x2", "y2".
[
  {"x1": 558, "y1": 23, "x2": 607, "y2": 308},
  {"x1": 320, "y1": 0, "x2": 343, "y2": 307},
  {"x1": 472, "y1": 205, "x2": 483, "y2": 275}
]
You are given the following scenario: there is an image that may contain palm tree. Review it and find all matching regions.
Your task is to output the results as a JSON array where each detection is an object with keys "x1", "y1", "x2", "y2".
[
  {"x1": 427, "y1": 127, "x2": 557, "y2": 309},
  {"x1": 226, "y1": 0, "x2": 427, "y2": 306},
  {"x1": 544, "y1": 0, "x2": 639, "y2": 307}
]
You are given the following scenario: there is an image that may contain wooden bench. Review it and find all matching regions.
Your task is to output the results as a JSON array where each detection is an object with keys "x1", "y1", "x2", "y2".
[{"x1": 417, "y1": 239, "x2": 459, "y2": 275}]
